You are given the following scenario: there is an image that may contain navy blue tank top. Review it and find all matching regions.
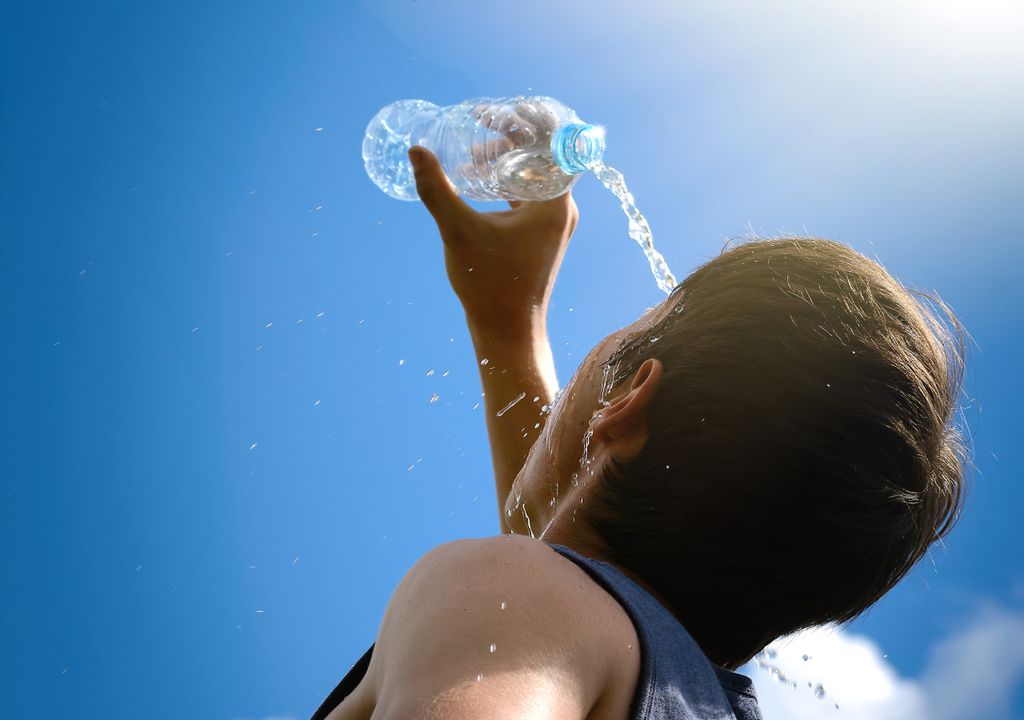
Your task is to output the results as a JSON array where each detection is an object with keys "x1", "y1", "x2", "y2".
[{"x1": 310, "y1": 542, "x2": 762, "y2": 720}]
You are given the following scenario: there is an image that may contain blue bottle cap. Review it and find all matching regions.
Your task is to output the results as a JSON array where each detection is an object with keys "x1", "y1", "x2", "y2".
[{"x1": 552, "y1": 122, "x2": 606, "y2": 175}]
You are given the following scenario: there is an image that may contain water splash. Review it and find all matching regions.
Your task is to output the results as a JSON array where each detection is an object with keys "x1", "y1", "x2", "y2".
[{"x1": 591, "y1": 161, "x2": 677, "y2": 295}]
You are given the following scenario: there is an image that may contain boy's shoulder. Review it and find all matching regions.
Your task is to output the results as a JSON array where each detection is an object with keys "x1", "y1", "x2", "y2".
[{"x1": 360, "y1": 535, "x2": 640, "y2": 720}]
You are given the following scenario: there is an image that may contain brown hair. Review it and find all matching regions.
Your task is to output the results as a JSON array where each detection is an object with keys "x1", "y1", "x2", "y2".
[{"x1": 588, "y1": 237, "x2": 968, "y2": 669}]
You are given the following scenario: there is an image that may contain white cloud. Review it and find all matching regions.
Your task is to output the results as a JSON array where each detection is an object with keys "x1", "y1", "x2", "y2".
[{"x1": 744, "y1": 603, "x2": 1024, "y2": 720}]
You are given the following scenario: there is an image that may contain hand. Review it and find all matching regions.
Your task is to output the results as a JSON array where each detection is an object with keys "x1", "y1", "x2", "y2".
[{"x1": 408, "y1": 146, "x2": 579, "y2": 335}]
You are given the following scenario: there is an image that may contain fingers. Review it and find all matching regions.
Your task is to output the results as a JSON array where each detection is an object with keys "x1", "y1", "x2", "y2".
[{"x1": 408, "y1": 146, "x2": 475, "y2": 233}]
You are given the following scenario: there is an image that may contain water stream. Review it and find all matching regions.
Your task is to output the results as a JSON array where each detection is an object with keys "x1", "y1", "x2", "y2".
[{"x1": 590, "y1": 161, "x2": 678, "y2": 295}]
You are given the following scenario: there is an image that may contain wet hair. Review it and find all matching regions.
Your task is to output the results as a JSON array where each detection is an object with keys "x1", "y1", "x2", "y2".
[{"x1": 587, "y1": 237, "x2": 968, "y2": 669}]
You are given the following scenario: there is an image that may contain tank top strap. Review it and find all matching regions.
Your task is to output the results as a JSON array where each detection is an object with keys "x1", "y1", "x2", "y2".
[{"x1": 547, "y1": 543, "x2": 761, "y2": 720}]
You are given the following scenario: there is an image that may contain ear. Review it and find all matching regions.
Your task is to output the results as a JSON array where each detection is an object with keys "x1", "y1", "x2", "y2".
[{"x1": 591, "y1": 359, "x2": 663, "y2": 461}]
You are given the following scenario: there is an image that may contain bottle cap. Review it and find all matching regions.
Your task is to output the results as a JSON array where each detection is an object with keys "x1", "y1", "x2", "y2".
[{"x1": 552, "y1": 122, "x2": 606, "y2": 175}]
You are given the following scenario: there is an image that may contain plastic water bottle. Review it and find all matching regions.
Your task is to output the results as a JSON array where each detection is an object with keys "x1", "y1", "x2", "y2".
[{"x1": 362, "y1": 95, "x2": 606, "y2": 202}]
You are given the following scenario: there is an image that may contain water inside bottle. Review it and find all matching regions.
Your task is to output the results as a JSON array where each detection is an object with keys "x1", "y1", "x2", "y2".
[
  {"x1": 493, "y1": 148, "x2": 577, "y2": 201},
  {"x1": 590, "y1": 161, "x2": 678, "y2": 295}
]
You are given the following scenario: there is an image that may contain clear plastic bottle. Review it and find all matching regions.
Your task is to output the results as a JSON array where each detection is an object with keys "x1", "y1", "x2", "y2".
[{"x1": 362, "y1": 95, "x2": 606, "y2": 202}]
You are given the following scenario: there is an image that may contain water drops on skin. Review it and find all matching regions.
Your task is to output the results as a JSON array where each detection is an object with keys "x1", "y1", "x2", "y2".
[
  {"x1": 500, "y1": 601, "x2": 507, "y2": 610},
  {"x1": 580, "y1": 429, "x2": 595, "y2": 474},
  {"x1": 496, "y1": 391, "x2": 527, "y2": 417},
  {"x1": 476, "y1": 674, "x2": 484, "y2": 682},
  {"x1": 521, "y1": 503, "x2": 535, "y2": 538},
  {"x1": 489, "y1": 643, "x2": 497, "y2": 653},
  {"x1": 480, "y1": 358, "x2": 489, "y2": 366}
]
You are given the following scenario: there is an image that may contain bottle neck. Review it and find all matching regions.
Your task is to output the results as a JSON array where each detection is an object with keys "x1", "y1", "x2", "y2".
[{"x1": 552, "y1": 123, "x2": 606, "y2": 175}]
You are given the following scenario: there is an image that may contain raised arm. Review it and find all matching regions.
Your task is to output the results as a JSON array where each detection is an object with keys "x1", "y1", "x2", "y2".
[{"x1": 408, "y1": 146, "x2": 578, "y2": 535}]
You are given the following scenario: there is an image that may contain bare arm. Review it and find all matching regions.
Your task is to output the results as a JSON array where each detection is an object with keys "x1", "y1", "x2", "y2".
[
  {"x1": 408, "y1": 146, "x2": 578, "y2": 534},
  {"x1": 467, "y1": 313, "x2": 558, "y2": 531}
]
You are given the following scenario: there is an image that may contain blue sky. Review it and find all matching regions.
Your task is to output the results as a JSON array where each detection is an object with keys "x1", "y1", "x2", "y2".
[{"x1": 2, "y1": 1, "x2": 1022, "y2": 718}]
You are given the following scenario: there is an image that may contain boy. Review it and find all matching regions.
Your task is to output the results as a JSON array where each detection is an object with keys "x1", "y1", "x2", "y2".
[{"x1": 311, "y1": 146, "x2": 966, "y2": 720}]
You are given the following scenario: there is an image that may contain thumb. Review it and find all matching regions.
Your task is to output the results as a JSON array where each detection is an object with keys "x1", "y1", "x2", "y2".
[{"x1": 408, "y1": 146, "x2": 474, "y2": 230}]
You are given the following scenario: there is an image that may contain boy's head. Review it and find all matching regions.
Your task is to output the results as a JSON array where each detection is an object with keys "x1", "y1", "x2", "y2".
[{"x1": 511, "y1": 237, "x2": 967, "y2": 669}]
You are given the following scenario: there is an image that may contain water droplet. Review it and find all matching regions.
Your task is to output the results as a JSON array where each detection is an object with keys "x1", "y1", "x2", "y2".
[
  {"x1": 813, "y1": 684, "x2": 826, "y2": 699},
  {"x1": 500, "y1": 601, "x2": 507, "y2": 610},
  {"x1": 496, "y1": 392, "x2": 527, "y2": 417},
  {"x1": 429, "y1": 393, "x2": 440, "y2": 404},
  {"x1": 442, "y1": 370, "x2": 449, "y2": 377},
  {"x1": 476, "y1": 673, "x2": 483, "y2": 682},
  {"x1": 802, "y1": 654, "x2": 811, "y2": 661},
  {"x1": 766, "y1": 648, "x2": 778, "y2": 659},
  {"x1": 313, "y1": 399, "x2": 321, "y2": 407},
  {"x1": 407, "y1": 464, "x2": 415, "y2": 471},
  {"x1": 249, "y1": 443, "x2": 258, "y2": 450},
  {"x1": 398, "y1": 359, "x2": 406, "y2": 366},
  {"x1": 489, "y1": 643, "x2": 497, "y2": 653},
  {"x1": 472, "y1": 402, "x2": 480, "y2": 410},
  {"x1": 426, "y1": 368, "x2": 435, "y2": 376},
  {"x1": 264, "y1": 322, "x2": 273, "y2": 328},
  {"x1": 480, "y1": 358, "x2": 489, "y2": 366},
  {"x1": 825, "y1": 383, "x2": 831, "y2": 388}
]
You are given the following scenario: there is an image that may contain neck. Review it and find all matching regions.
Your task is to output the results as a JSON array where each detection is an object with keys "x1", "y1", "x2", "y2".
[{"x1": 539, "y1": 489, "x2": 679, "y2": 618}]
